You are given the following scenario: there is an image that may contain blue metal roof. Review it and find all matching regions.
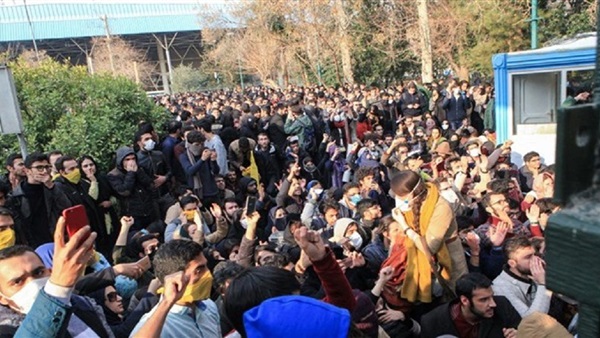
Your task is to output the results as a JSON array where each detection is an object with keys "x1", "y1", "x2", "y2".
[{"x1": 0, "y1": 2, "x2": 239, "y2": 42}]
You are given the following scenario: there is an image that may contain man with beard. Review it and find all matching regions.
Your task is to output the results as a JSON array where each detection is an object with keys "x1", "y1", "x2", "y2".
[
  {"x1": 2, "y1": 153, "x2": 26, "y2": 191},
  {"x1": 492, "y1": 236, "x2": 551, "y2": 318},
  {"x1": 421, "y1": 273, "x2": 521, "y2": 338}
]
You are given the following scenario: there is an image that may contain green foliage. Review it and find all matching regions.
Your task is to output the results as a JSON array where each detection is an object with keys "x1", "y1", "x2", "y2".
[
  {"x1": 539, "y1": 2, "x2": 596, "y2": 45},
  {"x1": 171, "y1": 64, "x2": 211, "y2": 93},
  {"x1": 3, "y1": 57, "x2": 166, "y2": 171}
]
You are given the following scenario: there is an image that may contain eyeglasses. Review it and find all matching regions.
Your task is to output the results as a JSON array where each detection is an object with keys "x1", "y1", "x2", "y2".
[
  {"x1": 30, "y1": 165, "x2": 52, "y2": 171},
  {"x1": 492, "y1": 199, "x2": 508, "y2": 206},
  {"x1": 106, "y1": 291, "x2": 119, "y2": 302}
]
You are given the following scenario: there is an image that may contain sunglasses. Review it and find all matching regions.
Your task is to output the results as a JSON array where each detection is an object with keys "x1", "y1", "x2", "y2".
[{"x1": 106, "y1": 291, "x2": 119, "y2": 302}]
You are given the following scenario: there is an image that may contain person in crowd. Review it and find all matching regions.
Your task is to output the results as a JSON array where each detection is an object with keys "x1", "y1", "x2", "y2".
[
  {"x1": 492, "y1": 236, "x2": 551, "y2": 318},
  {"x1": 518, "y1": 151, "x2": 546, "y2": 194},
  {"x1": 0, "y1": 207, "x2": 16, "y2": 251},
  {"x1": 108, "y1": 147, "x2": 159, "y2": 231},
  {"x1": 197, "y1": 119, "x2": 229, "y2": 176},
  {"x1": 2, "y1": 153, "x2": 26, "y2": 191},
  {"x1": 179, "y1": 130, "x2": 221, "y2": 206},
  {"x1": 421, "y1": 273, "x2": 521, "y2": 338},
  {"x1": 6, "y1": 152, "x2": 71, "y2": 248}
]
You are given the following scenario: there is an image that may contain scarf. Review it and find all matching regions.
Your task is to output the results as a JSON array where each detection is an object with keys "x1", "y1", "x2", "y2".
[
  {"x1": 382, "y1": 183, "x2": 453, "y2": 304},
  {"x1": 242, "y1": 151, "x2": 261, "y2": 183},
  {"x1": 186, "y1": 146, "x2": 203, "y2": 198}
]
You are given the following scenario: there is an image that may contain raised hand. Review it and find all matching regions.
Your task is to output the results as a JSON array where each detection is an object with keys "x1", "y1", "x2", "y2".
[
  {"x1": 162, "y1": 271, "x2": 189, "y2": 306},
  {"x1": 489, "y1": 222, "x2": 509, "y2": 247},
  {"x1": 209, "y1": 203, "x2": 222, "y2": 219},
  {"x1": 530, "y1": 255, "x2": 546, "y2": 285},
  {"x1": 294, "y1": 227, "x2": 326, "y2": 262},
  {"x1": 526, "y1": 204, "x2": 540, "y2": 223},
  {"x1": 378, "y1": 266, "x2": 394, "y2": 283},
  {"x1": 50, "y1": 217, "x2": 97, "y2": 288}
]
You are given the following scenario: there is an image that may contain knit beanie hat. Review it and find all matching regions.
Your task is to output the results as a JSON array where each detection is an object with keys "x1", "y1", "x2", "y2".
[{"x1": 243, "y1": 295, "x2": 350, "y2": 338}]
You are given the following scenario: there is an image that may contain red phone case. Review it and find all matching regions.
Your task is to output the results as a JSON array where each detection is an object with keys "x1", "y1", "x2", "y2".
[{"x1": 63, "y1": 205, "x2": 89, "y2": 238}]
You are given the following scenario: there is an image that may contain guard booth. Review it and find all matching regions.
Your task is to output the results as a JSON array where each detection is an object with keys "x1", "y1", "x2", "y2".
[{"x1": 492, "y1": 33, "x2": 596, "y2": 166}]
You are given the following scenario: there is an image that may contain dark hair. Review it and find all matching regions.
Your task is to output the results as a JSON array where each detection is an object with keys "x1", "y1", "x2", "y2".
[
  {"x1": 355, "y1": 167, "x2": 374, "y2": 184},
  {"x1": 167, "y1": 119, "x2": 183, "y2": 134},
  {"x1": 523, "y1": 151, "x2": 540, "y2": 163},
  {"x1": 213, "y1": 261, "x2": 245, "y2": 292},
  {"x1": 455, "y1": 273, "x2": 492, "y2": 299},
  {"x1": 0, "y1": 245, "x2": 38, "y2": 263},
  {"x1": 535, "y1": 198, "x2": 560, "y2": 214},
  {"x1": 391, "y1": 170, "x2": 426, "y2": 232},
  {"x1": 224, "y1": 266, "x2": 301, "y2": 336},
  {"x1": 196, "y1": 119, "x2": 212, "y2": 133},
  {"x1": 342, "y1": 182, "x2": 360, "y2": 194},
  {"x1": 78, "y1": 155, "x2": 98, "y2": 172},
  {"x1": 503, "y1": 236, "x2": 532, "y2": 260},
  {"x1": 481, "y1": 191, "x2": 504, "y2": 209},
  {"x1": 356, "y1": 198, "x2": 377, "y2": 218},
  {"x1": 179, "y1": 195, "x2": 200, "y2": 209},
  {"x1": 152, "y1": 240, "x2": 203, "y2": 282},
  {"x1": 24, "y1": 152, "x2": 48, "y2": 168},
  {"x1": 444, "y1": 156, "x2": 461, "y2": 171},
  {"x1": 54, "y1": 155, "x2": 76, "y2": 172},
  {"x1": 488, "y1": 179, "x2": 511, "y2": 194},
  {"x1": 186, "y1": 130, "x2": 204, "y2": 144},
  {"x1": 455, "y1": 215, "x2": 474, "y2": 231},
  {"x1": 376, "y1": 215, "x2": 395, "y2": 235},
  {"x1": 319, "y1": 199, "x2": 340, "y2": 214},
  {"x1": 0, "y1": 182, "x2": 11, "y2": 198},
  {"x1": 5, "y1": 153, "x2": 22, "y2": 168}
]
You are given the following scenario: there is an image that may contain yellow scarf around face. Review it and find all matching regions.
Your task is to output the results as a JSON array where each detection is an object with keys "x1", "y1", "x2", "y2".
[
  {"x1": 242, "y1": 151, "x2": 261, "y2": 183},
  {"x1": 400, "y1": 183, "x2": 452, "y2": 303}
]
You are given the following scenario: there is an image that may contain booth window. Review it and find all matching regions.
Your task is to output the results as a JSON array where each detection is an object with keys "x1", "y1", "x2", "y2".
[{"x1": 512, "y1": 71, "x2": 561, "y2": 126}]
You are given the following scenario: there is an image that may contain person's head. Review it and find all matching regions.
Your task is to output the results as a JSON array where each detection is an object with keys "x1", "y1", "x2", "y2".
[
  {"x1": 55, "y1": 155, "x2": 81, "y2": 184},
  {"x1": 0, "y1": 208, "x2": 15, "y2": 250},
  {"x1": 535, "y1": 198, "x2": 561, "y2": 229},
  {"x1": 135, "y1": 130, "x2": 156, "y2": 152},
  {"x1": 445, "y1": 156, "x2": 465, "y2": 175},
  {"x1": 152, "y1": 240, "x2": 210, "y2": 305},
  {"x1": 465, "y1": 140, "x2": 482, "y2": 158},
  {"x1": 405, "y1": 155, "x2": 423, "y2": 173},
  {"x1": 103, "y1": 285, "x2": 124, "y2": 315},
  {"x1": 223, "y1": 198, "x2": 240, "y2": 219},
  {"x1": 224, "y1": 266, "x2": 300, "y2": 336},
  {"x1": 213, "y1": 261, "x2": 245, "y2": 297},
  {"x1": 319, "y1": 200, "x2": 340, "y2": 226},
  {"x1": 456, "y1": 273, "x2": 496, "y2": 321},
  {"x1": 355, "y1": 167, "x2": 374, "y2": 190},
  {"x1": 0, "y1": 245, "x2": 50, "y2": 314},
  {"x1": 431, "y1": 127, "x2": 441, "y2": 140},
  {"x1": 376, "y1": 215, "x2": 400, "y2": 243},
  {"x1": 24, "y1": 152, "x2": 52, "y2": 185},
  {"x1": 407, "y1": 82, "x2": 417, "y2": 94},
  {"x1": 342, "y1": 182, "x2": 361, "y2": 207},
  {"x1": 47, "y1": 151, "x2": 63, "y2": 176},
  {"x1": 5, "y1": 153, "x2": 25, "y2": 177},
  {"x1": 167, "y1": 119, "x2": 182, "y2": 136},
  {"x1": 523, "y1": 151, "x2": 542, "y2": 171},
  {"x1": 482, "y1": 192, "x2": 509, "y2": 218},
  {"x1": 215, "y1": 175, "x2": 226, "y2": 191},
  {"x1": 79, "y1": 155, "x2": 98, "y2": 178},
  {"x1": 391, "y1": 171, "x2": 427, "y2": 229},
  {"x1": 504, "y1": 236, "x2": 535, "y2": 278},
  {"x1": 356, "y1": 198, "x2": 382, "y2": 221},
  {"x1": 257, "y1": 132, "x2": 270, "y2": 149}
]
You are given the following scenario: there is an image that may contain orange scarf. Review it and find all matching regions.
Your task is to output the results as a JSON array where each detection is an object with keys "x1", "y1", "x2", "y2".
[{"x1": 400, "y1": 183, "x2": 452, "y2": 303}]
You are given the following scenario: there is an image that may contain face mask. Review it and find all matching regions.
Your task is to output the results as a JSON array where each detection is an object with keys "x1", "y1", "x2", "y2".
[
  {"x1": 441, "y1": 189, "x2": 459, "y2": 205},
  {"x1": 2, "y1": 277, "x2": 49, "y2": 314},
  {"x1": 468, "y1": 148, "x2": 480, "y2": 157},
  {"x1": 183, "y1": 210, "x2": 196, "y2": 222},
  {"x1": 64, "y1": 168, "x2": 81, "y2": 184},
  {"x1": 398, "y1": 199, "x2": 411, "y2": 212},
  {"x1": 442, "y1": 124, "x2": 449, "y2": 130},
  {"x1": 388, "y1": 99, "x2": 393, "y2": 104},
  {"x1": 349, "y1": 194, "x2": 362, "y2": 206},
  {"x1": 188, "y1": 143, "x2": 202, "y2": 156},
  {"x1": 304, "y1": 164, "x2": 316, "y2": 173},
  {"x1": 333, "y1": 115, "x2": 342, "y2": 122},
  {"x1": 240, "y1": 218, "x2": 249, "y2": 229},
  {"x1": 275, "y1": 217, "x2": 287, "y2": 231},
  {"x1": 348, "y1": 232, "x2": 363, "y2": 250},
  {"x1": 313, "y1": 188, "x2": 323, "y2": 196},
  {"x1": 143, "y1": 139, "x2": 156, "y2": 152},
  {"x1": 0, "y1": 229, "x2": 15, "y2": 250},
  {"x1": 174, "y1": 271, "x2": 213, "y2": 304}
]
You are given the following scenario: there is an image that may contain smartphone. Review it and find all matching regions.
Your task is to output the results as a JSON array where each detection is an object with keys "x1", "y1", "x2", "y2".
[
  {"x1": 63, "y1": 205, "x2": 89, "y2": 239},
  {"x1": 245, "y1": 196, "x2": 257, "y2": 216}
]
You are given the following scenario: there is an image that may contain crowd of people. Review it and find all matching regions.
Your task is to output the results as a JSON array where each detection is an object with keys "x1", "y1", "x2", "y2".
[{"x1": 0, "y1": 79, "x2": 577, "y2": 337}]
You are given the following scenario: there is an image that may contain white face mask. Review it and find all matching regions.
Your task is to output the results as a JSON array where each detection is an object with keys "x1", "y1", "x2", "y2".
[
  {"x1": 468, "y1": 148, "x2": 480, "y2": 157},
  {"x1": 143, "y1": 139, "x2": 156, "y2": 152},
  {"x1": 313, "y1": 188, "x2": 323, "y2": 196},
  {"x1": 348, "y1": 232, "x2": 363, "y2": 249},
  {"x1": 240, "y1": 218, "x2": 248, "y2": 229},
  {"x1": 442, "y1": 124, "x2": 449, "y2": 130},
  {"x1": 441, "y1": 189, "x2": 459, "y2": 205},
  {"x1": 2, "y1": 277, "x2": 49, "y2": 314}
]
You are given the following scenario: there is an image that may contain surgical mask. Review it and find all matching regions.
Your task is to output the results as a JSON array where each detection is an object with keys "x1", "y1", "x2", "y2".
[
  {"x1": 64, "y1": 168, "x2": 81, "y2": 184},
  {"x1": 0, "y1": 229, "x2": 15, "y2": 250},
  {"x1": 348, "y1": 232, "x2": 363, "y2": 250},
  {"x1": 388, "y1": 99, "x2": 393, "y2": 104},
  {"x1": 188, "y1": 143, "x2": 202, "y2": 156},
  {"x1": 397, "y1": 198, "x2": 411, "y2": 212},
  {"x1": 2, "y1": 277, "x2": 49, "y2": 314},
  {"x1": 442, "y1": 124, "x2": 449, "y2": 130},
  {"x1": 468, "y1": 148, "x2": 480, "y2": 157},
  {"x1": 304, "y1": 163, "x2": 316, "y2": 173},
  {"x1": 240, "y1": 218, "x2": 249, "y2": 229},
  {"x1": 313, "y1": 188, "x2": 323, "y2": 196},
  {"x1": 143, "y1": 139, "x2": 156, "y2": 152},
  {"x1": 349, "y1": 194, "x2": 362, "y2": 205},
  {"x1": 333, "y1": 115, "x2": 342, "y2": 122}
]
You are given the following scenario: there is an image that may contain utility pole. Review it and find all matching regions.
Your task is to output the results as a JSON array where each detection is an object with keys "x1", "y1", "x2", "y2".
[
  {"x1": 416, "y1": 0, "x2": 433, "y2": 83},
  {"x1": 531, "y1": 0, "x2": 539, "y2": 49}
]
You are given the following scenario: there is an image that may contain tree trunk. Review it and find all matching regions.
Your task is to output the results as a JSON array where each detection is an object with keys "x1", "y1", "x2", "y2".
[
  {"x1": 334, "y1": 0, "x2": 354, "y2": 84},
  {"x1": 416, "y1": 0, "x2": 433, "y2": 83}
]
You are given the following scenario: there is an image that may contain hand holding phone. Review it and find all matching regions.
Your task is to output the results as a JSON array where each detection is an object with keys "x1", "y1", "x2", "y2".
[
  {"x1": 63, "y1": 205, "x2": 90, "y2": 240},
  {"x1": 245, "y1": 196, "x2": 257, "y2": 216}
]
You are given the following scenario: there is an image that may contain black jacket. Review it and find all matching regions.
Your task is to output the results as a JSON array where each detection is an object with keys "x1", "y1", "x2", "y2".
[
  {"x1": 107, "y1": 147, "x2": 158, "y2": 223},
  {"x1": 6, "y1": 181, "x2": 71, "y2": 247},
  {"x1": 54, "y1": 176, "x2": 105, "y2": 239},
  {"x1": 421, "y1": 296, "x2": 521, "y2": 338}
]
